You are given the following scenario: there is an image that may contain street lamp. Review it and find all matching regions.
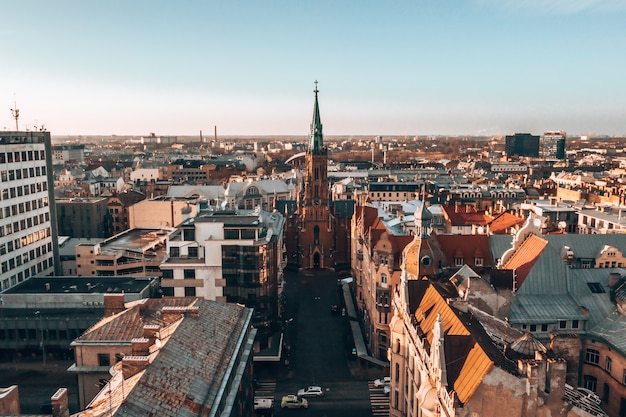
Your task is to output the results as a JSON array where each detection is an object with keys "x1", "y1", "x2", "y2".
[{"x1": 34, "y1": 310, "x2": 45, "y2": 366}]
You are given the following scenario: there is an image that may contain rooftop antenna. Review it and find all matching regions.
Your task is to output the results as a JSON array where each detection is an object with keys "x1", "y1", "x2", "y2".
[{"x1": 10, "y1": 95, "x2": 19, "y2": 131}]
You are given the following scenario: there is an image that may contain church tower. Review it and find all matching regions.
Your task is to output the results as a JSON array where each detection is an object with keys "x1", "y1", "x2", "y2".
[{"x1": 296, "y1": 81, "x2": 335, "y2": 269}]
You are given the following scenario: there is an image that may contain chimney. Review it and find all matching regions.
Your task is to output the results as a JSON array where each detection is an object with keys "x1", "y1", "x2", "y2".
[
  {"x1": 51, "y1": 388, "x2": 69, "y2": 417},
  {"x1": 131, "y1": 338, "x2": 150, "y2": 356},
  {"x1": 143, "y1": 324, "x2": 160, "y2": 340},
  {"x1": 122, "y1": 356, "x2": 150, "y2": 379},
  {"x1": 103, "y1": 294, "x2": 126, "y2": 316},
  {"x1": 609, "y1": 272, "x2": 622, "y2": 288}
]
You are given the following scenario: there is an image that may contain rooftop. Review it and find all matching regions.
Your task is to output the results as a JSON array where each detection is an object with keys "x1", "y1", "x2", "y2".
[{"x1": 4, "y1": 276, "x2": 155, "y2": 295}]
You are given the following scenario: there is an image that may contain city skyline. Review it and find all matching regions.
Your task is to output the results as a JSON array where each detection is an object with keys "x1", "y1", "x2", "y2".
[{"x1": 1, "y1": 0, "x2": 625, "y2": 137}]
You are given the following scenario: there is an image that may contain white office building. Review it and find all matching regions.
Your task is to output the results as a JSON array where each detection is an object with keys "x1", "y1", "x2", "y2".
[{"x1": 0, "y1": 131, "x2": 60, "y2": 291}]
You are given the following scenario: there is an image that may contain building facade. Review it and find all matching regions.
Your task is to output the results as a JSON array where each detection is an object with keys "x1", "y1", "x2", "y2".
[
  {"x1": 542, "y1": 130, "x2": 566, "y2": 160},
  {"x1": 505, "y1": 133, "x2": 540, "y2": 158},
  {"x1": 56, "y1": 197, "x2": 112, "y2": 239},
  {"x1": 283, "y1": 84, "x2": 351, "y2": 269},
  {"x1": 0, "y1": 131, "x2": 60, "y2": 291},
  {"x1": 160, "y1": 209, "x2": 284, "y2": 347}
]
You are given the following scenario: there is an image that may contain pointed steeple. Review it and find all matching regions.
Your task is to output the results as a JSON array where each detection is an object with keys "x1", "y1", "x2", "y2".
[{"x1": 309, "y1": 80, "x2": 325, "y2": 155}]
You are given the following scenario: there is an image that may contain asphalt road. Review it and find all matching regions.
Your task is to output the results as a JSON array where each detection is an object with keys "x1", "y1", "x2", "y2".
[{"x1": 270, "y1": 268, "x2": 375, "y2": 417}]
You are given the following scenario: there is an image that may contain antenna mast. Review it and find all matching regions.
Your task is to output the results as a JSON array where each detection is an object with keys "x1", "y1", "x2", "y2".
[{"x1": 10, "y1": 96, "x2": 19, "y2": 131}]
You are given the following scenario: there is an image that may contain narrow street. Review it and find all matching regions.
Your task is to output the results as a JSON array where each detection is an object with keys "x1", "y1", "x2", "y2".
[{"x1": 257, "y1": 268, "x2": 384, "y2": 417}]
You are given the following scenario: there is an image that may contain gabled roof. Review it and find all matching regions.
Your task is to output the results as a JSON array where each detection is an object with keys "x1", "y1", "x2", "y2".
[
  {"x1": 442, "y1": 204, "x2": 493, "y2": 226},
  {"x1": 411, "y1": 282, "x2": 518, "y2": 405},
  {"x1": 77, "y1": 298, "x2": 254, "y2": 417},
  {"x1": 502, "y1": 234, "x2": 548, "y2": 289},
  {"x1": 488, "y1": 211, "x2": 525, "y2": 234},
  {"x1": 436, "y1": 235, "x2": 493, "y2": 268},
  {"x1": 75, "y1": 297, "x2": 198, "y2": 343}
]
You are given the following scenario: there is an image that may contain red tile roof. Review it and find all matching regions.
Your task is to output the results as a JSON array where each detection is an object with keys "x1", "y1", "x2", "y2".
[
  {"x1": 488, "y1": 212, "x2": 525, "y2": 234},
  {"x1": 442, "y1": 204, "x2": 492, "y2": 226},
  {"x1": 436, "y1": 235, "x2": 493, "y2": 270},
  {"x1": 502, "y1": 234, "x2": 548, "y2": 289}
]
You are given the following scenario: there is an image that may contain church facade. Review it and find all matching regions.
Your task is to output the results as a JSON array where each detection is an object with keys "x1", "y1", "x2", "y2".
[{"x1": 283, "y1": 83, "x2": 352, "y2": 270}]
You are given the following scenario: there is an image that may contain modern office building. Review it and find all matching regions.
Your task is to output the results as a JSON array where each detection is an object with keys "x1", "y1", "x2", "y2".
[
  {"x1": 0, "y1": 131, "x2": 60, "y2": 291},
  {"x1": 542, "y1": 130, "x2": 566, "y2": 160},
  {"x1": 505, "y1": 132, "x2": 540, "y2": 158},
  {"x1": 160, "y1": 208, "x2": 284, "y2": 347}
]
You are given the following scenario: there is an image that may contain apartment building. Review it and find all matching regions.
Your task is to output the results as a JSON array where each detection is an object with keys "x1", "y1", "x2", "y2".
[
  {"x1": 0, "y1": 131, "x2": 60, "y2": 291},
  {"x1": 75, "y1": 228, "x2": 170, "y2": 277},
  {"x1": 160, "y1": 208, "x2": 284, "y2": 347}
]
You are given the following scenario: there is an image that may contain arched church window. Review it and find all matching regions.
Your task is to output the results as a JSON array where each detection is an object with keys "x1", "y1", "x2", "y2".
[{"x1": 314, "y1": 225, "x2": 320, "y2": 245}]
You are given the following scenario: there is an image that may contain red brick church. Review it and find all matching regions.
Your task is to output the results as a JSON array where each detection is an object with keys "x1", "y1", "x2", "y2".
[{"x1": 282, "y1": 83, "x2": 352, "y2": 270}]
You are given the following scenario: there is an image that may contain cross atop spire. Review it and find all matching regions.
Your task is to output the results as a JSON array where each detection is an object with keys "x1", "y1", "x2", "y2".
[{"x1": 309, "y1": 81, "x2": 325, "y2": 155}]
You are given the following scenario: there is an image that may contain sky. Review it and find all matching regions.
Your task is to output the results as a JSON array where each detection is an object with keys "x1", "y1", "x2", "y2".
[{"x1": 1, "y1": 0, "x2": 625, "y2": 137}]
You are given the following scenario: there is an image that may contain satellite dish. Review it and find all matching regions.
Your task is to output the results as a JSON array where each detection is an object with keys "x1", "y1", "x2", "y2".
[{"x1": 558, "y1": 221, "x2": 567, "y2": 230}]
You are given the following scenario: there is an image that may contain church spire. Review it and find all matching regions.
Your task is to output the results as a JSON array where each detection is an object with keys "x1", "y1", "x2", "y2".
[{"x1": 309, "y1": 80, "x2": 325, "y2": 155}]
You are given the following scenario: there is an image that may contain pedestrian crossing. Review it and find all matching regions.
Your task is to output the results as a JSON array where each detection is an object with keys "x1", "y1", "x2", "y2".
[
  {"x1": 369, "y1": 381, "x2": 390, "y2": 417},
  {"x1": 254, "y1": 379, "x2": 277, "y2": 400}
]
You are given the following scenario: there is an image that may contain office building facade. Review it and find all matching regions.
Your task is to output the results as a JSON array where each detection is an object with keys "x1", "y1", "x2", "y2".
[
  {"x1": 505, "y1": 132, "x2": 540, "y2": 158},
  {"x1": 0, "y1": 131, "x2": 60, "y2": 291}
]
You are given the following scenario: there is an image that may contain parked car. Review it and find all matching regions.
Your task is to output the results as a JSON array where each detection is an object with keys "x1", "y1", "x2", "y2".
[
  {"x1": 374, "y1": 376, "x2": 391, "y2": 388},
  {"x1": 281, "y1": 395, "x2": 309, "y2": 409},
  {"x1": 254, "y1": 398, "x2": 273, "y2": 416},
  {"x1": 383, "y1": 385, "x2": 391, "y2": 395},
  {"x1": 297, "y1": 385, "x2": 325, "y2": 397}
]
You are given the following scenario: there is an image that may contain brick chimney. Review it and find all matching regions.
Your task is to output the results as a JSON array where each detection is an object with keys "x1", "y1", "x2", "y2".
[
  {"x1": 131, "y1": 337, "x2": 150, "y2": 356},
  {"x1": 51, "y1": 388, "x2": 69, "y2": 417},
  {"x1": 103, "y1": 293, "x2": 126, "y2": 316},
  {"x1": 122, "y1": 356, "x2": 150, "y2": 379}
]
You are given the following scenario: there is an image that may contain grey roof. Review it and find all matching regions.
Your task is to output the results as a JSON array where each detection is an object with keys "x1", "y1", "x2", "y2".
[
  {"x1": 113, "y1": 300, "x2": 254, "y2": 417},
  {"x1": 504, "y1": 230, "x2": 626, "y2": 355},
  {"x1": 489, "y1": 234, "x2": 515, "y2": 264},
  {"x1": 588, "y1": 310, "x2": 626, "y2": 355},
  {"x1": 166, "y1": 185, "x2": 225, "y2": 199},
  {"x1": 509, "y1": 294, "x2": 586, "y2": 324}
]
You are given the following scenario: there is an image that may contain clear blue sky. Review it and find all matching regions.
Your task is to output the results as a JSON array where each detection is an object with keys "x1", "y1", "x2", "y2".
[{"x1": 1, "y1": 0, "x2": 625, "y2": 137}]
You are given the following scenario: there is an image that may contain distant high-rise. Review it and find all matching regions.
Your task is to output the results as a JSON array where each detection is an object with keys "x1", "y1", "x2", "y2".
[
  {"x1": 542, "y1": 131, "x2": 566, "y2": 160},
  {"x1": 0, "y1": 131, "x2": 60, "y2": 291},
  {"x1": 505, "y1": 133, "x2": 540, "y2": 158}
]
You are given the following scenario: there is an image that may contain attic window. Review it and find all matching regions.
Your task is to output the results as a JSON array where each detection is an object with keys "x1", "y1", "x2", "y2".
[{"x1": 587, "y1": 282, "x2": 605, "y2": 293}]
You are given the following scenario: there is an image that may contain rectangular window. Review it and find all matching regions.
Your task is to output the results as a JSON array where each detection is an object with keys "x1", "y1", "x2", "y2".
[
  {"x1": 188, "y1": 247, "x2": 198, "y2": 258},
  {"x1": 170, "y1": 247, "x2": 180, "y2": 257},
  {"x1": 98, "y1": 353, "x2": 110, "y2": 367},
  {"x1": 585, "y1": 349, "x2": 600, "y2": 365},
  {"x1": 607, "y1": 356, "x2": 613, "y2": 373},
  {"x1": 184, "y1": 287, "x2": 196, "y2": 296},
  {"x1": 184, "y1": 269, "x2": 195, "y2": 279},
  {"x1": 559, "y1": 320, "x2": 567, "y2": 329},
  {"x1": 572, "y1": 320, "x2": 579, "y2": 329},
  {"x1": 183, "y1": 229, "x2": 195, "y2": 241},
  {"x1": 541, "y1": 324, "x2": 548, "y2": 332}
]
